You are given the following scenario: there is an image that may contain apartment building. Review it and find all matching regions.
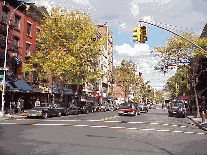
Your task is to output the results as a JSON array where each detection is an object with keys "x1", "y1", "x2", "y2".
[{"x1": 97, "y1": 25, "x2": 113, "y2": 102}]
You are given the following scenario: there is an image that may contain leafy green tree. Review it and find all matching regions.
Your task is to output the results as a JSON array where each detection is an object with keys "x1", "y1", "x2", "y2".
[
  {"x1": 152, "y1": 32, "x2": 207, "y2": 117},
  {"x1": 166, "y1": 65, "x2": 191, "y2": 99},
  {"x1": 23, "y1": 7, "x2": 105, "y2": 91},
  {"x1": 115, "y1": 59, "x2": 137, "y2": 102}
]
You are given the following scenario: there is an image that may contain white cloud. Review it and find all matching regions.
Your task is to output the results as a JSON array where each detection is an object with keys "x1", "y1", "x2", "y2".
[
  {"x1": 72, "y1": 0, "x2": 90, "y2": 5},
  {"x1": 114, "y1": 43, "x2": 150, "y2": 56},
  {"x1": 129, "y1": 3, "x2": 139, "y2": 17}
]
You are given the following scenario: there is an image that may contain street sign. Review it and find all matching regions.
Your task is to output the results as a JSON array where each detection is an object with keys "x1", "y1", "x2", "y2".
[{"x1": 0, "y1": 67, "x2": 9, "y2": 71}]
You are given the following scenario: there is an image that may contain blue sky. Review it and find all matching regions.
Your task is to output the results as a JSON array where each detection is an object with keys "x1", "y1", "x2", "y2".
[{"x1": 30, "y1": 0, "x2": 207, "y2": 90}]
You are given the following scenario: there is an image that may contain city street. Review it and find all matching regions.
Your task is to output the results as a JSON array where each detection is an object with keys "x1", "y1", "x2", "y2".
[{"x1": 0, "y1": 105, "x2": 207, "y2": 155}]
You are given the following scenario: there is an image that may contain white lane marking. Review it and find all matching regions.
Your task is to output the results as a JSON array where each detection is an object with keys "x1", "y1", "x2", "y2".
[
  {"x1": 180, "y1": 126, "x2": 187, "y2": 128},
  {"x1": 74, "y1": 125, "x2": 89, "y2": 127},
  {"x1": 197, "y1": 133, "x2": 205, "y2": 135},
  {"x1": 104, "y1": 121, "x2": 120, "y2": 123},
  {"x1": 110, "y1": 127, "x2": 125, "y2": 129},
  {"x1": 142, "y1": 129, "x2": 155, "y2": 131},
  {"x1": 184, "y1": 132, "x2": 195, "y2": 134},
  {"x1": 0, "y1": 123, "x2": 17, "y2": 124},
  {"x1": 172, "y1": 125, "x2": 178, "y2": 127},
  {"x1": 27, "y1": 119, "x2": 188, "y2": 128},
  {"x1": 128, "y1": 122, "x2": 143, "y2": 124},
  {"x1": 156, "y1": 130, "x2": 170, "y2": 132},
  {"x1": 172, "y1": 131, "x2": 183, "y2": 133},
  {"x1": 33, "y1": 124, "x2": 67, "y2": 126},
  {"x1": 128, "y1": 128, "x2": 137, "y2": 130},
  {"x1": 90, "y1": 126, "x2": 108, "y2": 128}
]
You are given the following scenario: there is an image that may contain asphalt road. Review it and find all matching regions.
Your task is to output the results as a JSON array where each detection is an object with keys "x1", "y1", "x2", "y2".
[{"x1": 0, "y1": 105, "x2": 207, "y2": 155}]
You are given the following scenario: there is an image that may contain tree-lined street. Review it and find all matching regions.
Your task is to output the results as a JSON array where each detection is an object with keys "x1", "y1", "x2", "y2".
[{"x1": 1, "y1": 106, "x2": 207, "y2": 154}]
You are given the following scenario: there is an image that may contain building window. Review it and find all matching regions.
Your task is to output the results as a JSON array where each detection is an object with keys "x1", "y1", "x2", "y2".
[
  {"x1": 27, "y1": 22, "x2": 32, "y2": 36},
  {"x1": 52, "y1": 77, "x2": 55, "y2": 86},
  {"x1": 14, "y1": 14, "x2": 20, "y2": 30},
  {"x1": 26, "y1": 42, "x2": 31, "y2": 56},
  {"x1": 36, "y1": 27, "x2": 41, "y2": 39},
  {"x1": 1, "y1": 10, "x2": 7, "y2": 24},
  {"x1": 25, "y1": 71, "x2": 30, "y2": 79},
  {"x1": 13, "y1": 36, "x2": 19, "y2": 53},
  {"x1": 33, "y1": 70, "x2": 38, "y2": 83},
  {"x1": 0, "y1": 34, "x2": 6, "y2": 48}
]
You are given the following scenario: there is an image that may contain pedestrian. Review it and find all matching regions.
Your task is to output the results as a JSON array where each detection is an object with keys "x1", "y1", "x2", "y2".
[
  {"x1": 35, "y1": 98, "x2": 40, "y2": 107},
  {"x1": 17, "y1": 99, "x2": 21, "y2": 115},
  {"x1": 201, "y1": 96, "x2": 206, "y2": 112}
]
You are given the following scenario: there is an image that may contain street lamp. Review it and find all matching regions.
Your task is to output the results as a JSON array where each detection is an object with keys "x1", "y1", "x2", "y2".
[{"x1": 1, "y1": 1, "x2": 35, "y2": 117}]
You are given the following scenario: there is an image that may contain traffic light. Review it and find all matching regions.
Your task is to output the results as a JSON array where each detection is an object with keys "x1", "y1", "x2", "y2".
[
  {"x1": 140, "y1": 26, "x2": 147, "y2": 43},
  {"x1": 133, "y1": 26, "x2": 141, "y2": 42}
]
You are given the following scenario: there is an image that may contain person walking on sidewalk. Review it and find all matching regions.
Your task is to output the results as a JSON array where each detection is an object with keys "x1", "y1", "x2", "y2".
[
  {"x1": 17, "y1": 99, "x2": 21, "y2": 115},
  {"x1": 201, "y1": 96, "x2": 206, "y2": 115}
]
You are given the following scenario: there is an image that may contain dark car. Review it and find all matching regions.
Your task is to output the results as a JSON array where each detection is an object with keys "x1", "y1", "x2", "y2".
[
  {"x1": 26, "y1": 103, "x2": 62, "y2": 119},
  {"x1": 68, "y1": 104, "x2": 79, "y2": 115},
  {"x1": 86, "y1": 101, "x2": 97, "y2": 112},
  {"x1": 168, "y1": 100, "x2": 187, "y2": 118},
  {"x1": 77, "y1": 103, "x2": 89, "y2": 114},
  {"x1": 138, "y1": 103, "x2": 148, "y2": 113},
  {"x1": 118, "y1": 103, "x2": 140, "y2": 116},
  {"x1": 77, "y1": 101, "x2": 95, "y2": 114},
  {"x1": 96, "y1": 103, "x2": 107, "y2": 112}
]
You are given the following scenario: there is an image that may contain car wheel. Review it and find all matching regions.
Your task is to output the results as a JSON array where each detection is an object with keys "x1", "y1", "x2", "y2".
[
  {"x1": 65, "y1": 111, "x2": 69, "y2": 116},
  {"x1": 134, "y1": 112, "x2": 137, "y2": 116},
  {"x1": 57, "y1": 112, "x2": 61, "y2": 117},
  {"x1": 86, "y1": 109, "x2": 89, "y2": 114},
  {"x1": 42, "y1": 112, "x2": 48, "y2": 119}
]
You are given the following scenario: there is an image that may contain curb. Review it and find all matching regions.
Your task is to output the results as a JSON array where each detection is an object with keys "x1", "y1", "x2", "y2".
[
  {"x1": 187, "y1": 116, "x2": 207, "y2": 131},
  {"x1": 0, "y1": 114, "x2": 27, "y2": 120}
]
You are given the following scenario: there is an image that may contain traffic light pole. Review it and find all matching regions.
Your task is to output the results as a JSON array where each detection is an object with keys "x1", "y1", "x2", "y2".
[
  {"x1": 138, "y1": 20, "x2": 205, "y2": 118},
  {"x1": 139, "y1": 20, "x2": 207, "y2": 53}
]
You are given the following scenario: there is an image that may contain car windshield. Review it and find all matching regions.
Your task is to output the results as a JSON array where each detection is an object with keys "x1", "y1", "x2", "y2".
[
  {"x1": 121, "y1": 103, "x2": 133, "y2": 108},
  {"x1": 69, "y1": 104, "x2": 76, "y2": 107},
  {"x1": 172, "y1": 102, "x2": 184, "y2": 107},
  {"x1": 139, "y1": 103, "x2": 145, "y2": 106}
]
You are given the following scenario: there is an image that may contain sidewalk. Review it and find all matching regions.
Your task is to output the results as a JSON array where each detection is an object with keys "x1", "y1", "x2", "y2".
[
  {"x1": 187, "y1": 111, "x2": 207, "y2": 131},
  {"x1": 0, "y1": 113, "x2": 27, "y2": 120}
]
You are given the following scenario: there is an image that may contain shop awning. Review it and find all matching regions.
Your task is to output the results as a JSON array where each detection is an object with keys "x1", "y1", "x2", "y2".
[
  {"x1": 0, "y1": 80, "x2": 34, "y2": 93},
  {"x1": 13, "y1": 80, "x2": 34, "y2": 93},
  {"x1": 64, "y1": 88, "x2": 73, "y2": 95}
]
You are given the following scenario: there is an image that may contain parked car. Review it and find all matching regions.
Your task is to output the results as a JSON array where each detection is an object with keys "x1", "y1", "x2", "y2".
[
  {"x1": 68, "y1": 104, "x2": 79, "y2": 115},
  {"x1": 77, "y1": 103, "x2": 89, "y2": 114},
  {"x1": 92, "y1": 102, "x2": 99, "y2": 112},
  {"x1": 118, "y1": 103, "x2": 140, "y2": 116},
  {"x1": 149, "y1": 104, "x2": 156, "y2": 109},
  {"x1": 106, "y1": 104, "x2": 114, "y2": 111},
  {"x1": 113, "y1": 104, "x2": 119, "y2": 111},
  {"x1": 96, "y1": 103, "x2": 107, "y2": 112},
  {"x1": 86, "y1": 101, "x2": 97, "y2": 112},
  {"x1": 138, "y1": 103, "x2": 148, "y2": 113},
  {"x1": 57, "y1": 105, "x2": 69, "y2": 116},
  {"x1": 168, "y1": 100, "x2": 187, "y2": 118},
  {"x1": 26, "y1": 103, "x2": 62, "y2": 119}
]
